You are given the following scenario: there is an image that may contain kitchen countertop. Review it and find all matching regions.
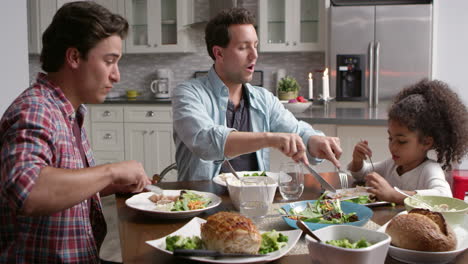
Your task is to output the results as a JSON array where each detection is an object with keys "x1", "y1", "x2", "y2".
[{"x1": 102, "y1": 96, "x2": 389, "y2": 126}]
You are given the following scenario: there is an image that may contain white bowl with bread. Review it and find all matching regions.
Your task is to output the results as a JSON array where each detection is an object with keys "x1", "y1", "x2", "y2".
[
  {"x1": 306, "y1": 225, "x2": 391, "y2": 264},
  {"x1": 380, "y1": 208, "x2": 468, "y2": 264},
  {"x1": 404, "y1": 195, "x2": 468, "y2": 225}
]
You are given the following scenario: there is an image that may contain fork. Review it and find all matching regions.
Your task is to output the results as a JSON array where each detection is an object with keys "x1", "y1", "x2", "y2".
[
  {"x1": 336, "y1": 167, "x2": 349, "y2": 189},
  {"x1": 360, "y1": 138, "x2": 375, "y2": 171}
]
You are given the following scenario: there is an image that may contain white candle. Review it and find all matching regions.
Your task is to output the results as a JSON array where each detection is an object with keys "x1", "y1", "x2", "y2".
[
  {"x1": 323, "y1": 68, "x2": 329, "y2": 100},
  {"x1": 308, "y1": 72, "x2": 313, "y2": 99}
]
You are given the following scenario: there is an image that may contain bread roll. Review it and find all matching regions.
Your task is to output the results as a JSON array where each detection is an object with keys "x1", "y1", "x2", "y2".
[
  {"x1": 200, "y1": 212, "x2": 261, "y2": 254},
  {"x1": 385, "y1": 209, "x2": 456, "y2": 252}
]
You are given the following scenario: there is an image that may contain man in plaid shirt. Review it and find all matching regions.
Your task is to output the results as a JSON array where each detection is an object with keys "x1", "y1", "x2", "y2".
[{"x1": 0, "y1": 2, "x2": 151, "y2": 263}]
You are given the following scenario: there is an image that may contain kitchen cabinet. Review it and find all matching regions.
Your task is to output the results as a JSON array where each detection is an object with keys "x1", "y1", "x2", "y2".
[
  {"x1": 269, "y1": 124, "x2": 389, "y2": 176},
  {"x1": 123, "y1": 0, "x2": 193, "y2": 53},
  {"x1": 258, "y1": 0, "x2": 326, "y2": 52},
  {"x1": 87, "y1": 104, "x2": 176, "y2": 182},
  {"x1": 27, "y1": 0, "x2": 123, "y2": 54}
]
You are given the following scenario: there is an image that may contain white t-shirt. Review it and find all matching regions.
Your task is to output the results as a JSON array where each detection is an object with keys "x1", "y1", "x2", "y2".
[{"x1": 350, "y1": 158, "x2": 452, "y2": 197}]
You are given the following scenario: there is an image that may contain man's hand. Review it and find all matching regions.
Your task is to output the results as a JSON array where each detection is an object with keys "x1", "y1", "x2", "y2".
[
  {"x1": 307, "y1": 135, "x2": 342, "y2": 167},
  {"x1": 268, "y1": 133, "x2": 309, "y2": 164},
  {"x1": 109, "y1": 160, "x2": 151, "y2": 193}
]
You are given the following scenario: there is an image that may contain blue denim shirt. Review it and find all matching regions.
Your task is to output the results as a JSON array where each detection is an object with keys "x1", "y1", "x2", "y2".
[{"x1": 172, "y1": 67, "x2": 324, "y2": 181}]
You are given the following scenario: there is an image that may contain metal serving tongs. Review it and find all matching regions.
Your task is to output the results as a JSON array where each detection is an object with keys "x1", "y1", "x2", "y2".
[{"x1": 223, "y1": 160, "x2": 241, "y2": 180}]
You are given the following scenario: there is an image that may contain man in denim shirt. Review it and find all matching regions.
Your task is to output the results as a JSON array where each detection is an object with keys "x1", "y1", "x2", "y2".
[{"x1": 172, "y1": 8, "x2": 342, "y2": 181}]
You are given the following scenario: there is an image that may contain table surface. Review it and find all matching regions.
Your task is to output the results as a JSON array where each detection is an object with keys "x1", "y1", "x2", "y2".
[{"x1": 115, "y1": 172, "x2": 467, "y2": 264}]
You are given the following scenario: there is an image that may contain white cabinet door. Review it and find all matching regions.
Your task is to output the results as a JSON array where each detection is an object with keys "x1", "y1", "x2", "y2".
[
  {"x1": 337, "y1": 125, "x2": 389, "y2": 170},
  {"x1": 258, "y1": 0, "x2": 326, "y2": 52},
  {"x1": 124, "y1": 123, "x2": 175, "y2": 179},
  {"x1": 27, "y1": 0, "x2": 122, "y2": 54},
  {"x1": 124, "y1": 0, "x2": 192, "y2": 53}
]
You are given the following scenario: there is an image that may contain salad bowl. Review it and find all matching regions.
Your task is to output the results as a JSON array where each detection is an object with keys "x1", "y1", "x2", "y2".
[
  {"x1": 281, "y1": 199, "x2": 373, "y2": 230},
  {"x1": 306, "y1": 225, "x2": 391, "y2": 264}
]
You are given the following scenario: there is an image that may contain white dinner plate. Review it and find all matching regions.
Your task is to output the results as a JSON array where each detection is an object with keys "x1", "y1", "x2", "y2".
[
  {"x1": 213, "y1": 171, "x2": 279, "y2": 187},
  {"x1": 125, "y1": 190, "x2": 221, "y2": 219},
  {"x1": 146, "y1": 217, "x2": 302, "y2": 263},
  {"x1": 326, "y1": 187, "x2": 391, "y2": 207},
  {"x1": 377, "y1": 211, "x2": 468, "y2": 264}
]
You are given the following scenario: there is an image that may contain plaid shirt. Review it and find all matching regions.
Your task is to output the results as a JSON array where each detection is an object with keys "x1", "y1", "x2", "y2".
[{"x1": 0, "y1": 73, "x2": 106, "y2": 263}]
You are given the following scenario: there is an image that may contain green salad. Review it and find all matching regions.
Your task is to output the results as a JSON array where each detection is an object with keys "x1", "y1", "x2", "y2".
[
  {"x1": 326, "y1": 238, "x2": 372, "y2": 249},
  {"x1": 243, "y1": 171, "x2": 267, "y2": 177},
  {"x1": 165, "y1": 230, "x2": 288, "y2": 254},
  {"x1": 287, "y1": 193, "x2": 359, "y2": 224},
  {"x1": 166, "y1": 235, "x2": 203, "y2": 251},
  {"x1": 343, "y1": 195, "x2": 375, "y2": 205},
  {"x1": 171, "y1": 190, "x2": 212, "y2": 211}
]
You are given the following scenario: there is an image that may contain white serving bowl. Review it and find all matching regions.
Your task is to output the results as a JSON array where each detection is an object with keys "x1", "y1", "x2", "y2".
[
  {"x1": 404, "y1": 195, "x2": 468, "y2": 225},
  {"x1": 283, "y1": 102, "x2": 312, "y2": 113},
  {"x1": 306, "y1": 225, "x2": 391, "y2": 264},
  {"x1": 226, "y1": 176, "x2": 277, "y2": 211}
]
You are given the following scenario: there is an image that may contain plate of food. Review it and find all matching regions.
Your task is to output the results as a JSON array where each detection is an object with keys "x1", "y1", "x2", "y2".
[
  {"x1": 213, "y1": 171, "x2": 279, "y2": 187},
  {"x1": 281, "y1": 195, "x2": 373, "y2": 231},
  {"x1": 125, "y1": 190, "x2": 221, "y2": 219},
  {"x1": 146, "y1": 212, "x2": 302, "y2": 263},
  {"x1": 378, "y1": 209, "x2": 468, "y2": 264},
  {"x1": 325, "y1": 187, "x2": 392, "y2": 207}
]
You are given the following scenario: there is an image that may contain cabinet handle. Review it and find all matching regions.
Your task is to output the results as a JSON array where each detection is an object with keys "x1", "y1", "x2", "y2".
[
  {"x1": 103, "y1": 110, "x2": 111, "y2": 117},
  {"x1": 149, "y1": 130, "x2": 155, "y2": 135},
  {"x1": 147, "y1": 44, "x2": 151, "y2": 48},
  {"x1": 146, "y1": 111, "x2": 155, "y2": 117},
  {"x1": 153, "y1": 44, "x2": 158, "y2": 47},
  {"x1": 293, "y1": 41, "x2": 297, "y2": 46},
  {"x1": 143, "y1": 131, "x2": 148, "y2": 135},
  {"x1": 103, "y1": 133, "x2": 112, "y2": 140},
  {"x1": 285, "y1": 41, "x2": 289, "y2": 46}
]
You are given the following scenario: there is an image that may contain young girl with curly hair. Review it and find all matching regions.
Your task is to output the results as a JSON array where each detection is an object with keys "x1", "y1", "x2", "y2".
[{"x1": 348, "y1": 79, "x2": 468, "y2": 204}]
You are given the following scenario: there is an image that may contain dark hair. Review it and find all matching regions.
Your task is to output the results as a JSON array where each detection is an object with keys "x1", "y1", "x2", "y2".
[
  {"x1": 205, "y1": 7, "x2": 255, "y2": 60},
  {"x1": 388, "y1": 79, "x2": 468, "y2": 170},
  {"x1": 40, "y1": 1, "x2": 128, "y2": 72}
]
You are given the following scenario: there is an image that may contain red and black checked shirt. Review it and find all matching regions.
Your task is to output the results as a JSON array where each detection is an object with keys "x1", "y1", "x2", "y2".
[{"x1": 0, "y1": 73, "x2": 106, "y2": 263}]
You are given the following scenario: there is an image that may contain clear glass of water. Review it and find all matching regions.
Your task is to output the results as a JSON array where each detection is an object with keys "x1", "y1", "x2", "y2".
[
  {"x1": 279, "y1": 162, "x2": 304, "y2": 200},
  {"x1": 239, "y1": 177, "x2": 270, "y2": 220}
]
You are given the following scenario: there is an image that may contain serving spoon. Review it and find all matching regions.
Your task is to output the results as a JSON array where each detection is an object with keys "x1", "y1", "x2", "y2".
[
  {"x1": 296, "y1": 220, "x2": 322, "y2": 243},
  {"x1": 394, "y1": 186, "x2": 434, "y2": 210}
]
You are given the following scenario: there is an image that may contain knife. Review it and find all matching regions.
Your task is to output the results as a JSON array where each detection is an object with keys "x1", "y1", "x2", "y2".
[
  {"x1": 173, "y1": 249, "x2": 264, "y2": 258},
  {"x1": 301, "y1": 162, "x2": 336, "y2": 193},
  {"x1": 145, "y1": 184, "x2": 163, "y2": 195}
]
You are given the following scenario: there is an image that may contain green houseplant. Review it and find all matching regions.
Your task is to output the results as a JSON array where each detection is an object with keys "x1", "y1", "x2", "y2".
[{"x1": 277, "y1": 76, "x2": 300, "y2": 100}]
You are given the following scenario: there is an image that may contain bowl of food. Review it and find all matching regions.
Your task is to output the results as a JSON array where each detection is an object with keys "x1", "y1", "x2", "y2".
[
  {"x1": 306, "y1": 225, "x2": 391, "y2": 264},
  {"x1": 404, "y1": 195, "x2": 468, "y2": 225},
  {"x1": 381, "y1": 209, "x2": 468, "y2": 264},
  {"x1": 281, "y1": 199, "x2": 373, "y2": 230},
  {"x1": 226, "y1": 176, "x2": 277, "y2": 211},
  {"x1": 283, "y1": 100, "x2": 312, "y2": 113}
]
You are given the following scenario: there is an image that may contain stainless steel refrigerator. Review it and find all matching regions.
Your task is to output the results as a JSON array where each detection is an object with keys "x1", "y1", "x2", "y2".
[{"x1": 329, "y1": 0, "x2": 432, "y2": 106}]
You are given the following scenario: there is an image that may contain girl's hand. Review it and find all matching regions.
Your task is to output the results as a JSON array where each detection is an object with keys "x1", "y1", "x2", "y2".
[
  {"x1": 365, "y1": 172, "x2": 397, "y2": 202},
  {"x1": 349, "y1": 140, "x2": 372, "y2": 171}
]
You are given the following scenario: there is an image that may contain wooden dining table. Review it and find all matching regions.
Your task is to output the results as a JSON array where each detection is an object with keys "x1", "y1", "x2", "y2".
[{"x1": 114, "y1": 172, "x2": 467, "y2": 264}]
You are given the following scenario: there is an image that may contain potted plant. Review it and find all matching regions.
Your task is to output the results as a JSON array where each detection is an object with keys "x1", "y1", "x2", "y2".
[{"x1": 277, "y1": 76, "x2": 300, "y2": 100}]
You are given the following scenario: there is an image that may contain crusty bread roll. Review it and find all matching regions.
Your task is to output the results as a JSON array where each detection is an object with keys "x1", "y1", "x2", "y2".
[
  {"x1": 385, "y1": 208, "x2": 457, "y2": 252},
  {"x1": 200, "y1": 212, "x2": 261, "y2": 254}
]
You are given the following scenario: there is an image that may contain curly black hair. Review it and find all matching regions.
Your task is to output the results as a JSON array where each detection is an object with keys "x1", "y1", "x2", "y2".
[{"x1": 388, "y1": 79, "x2": 468, "y2": 170}]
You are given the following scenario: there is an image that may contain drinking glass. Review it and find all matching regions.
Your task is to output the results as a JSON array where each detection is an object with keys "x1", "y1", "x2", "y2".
[
  {"x1": 278, "y1": 162, "x2": 304, "y2": 200},
  {"x1": 239, "y1": 177, "x2": 270, "y2": 220}
]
